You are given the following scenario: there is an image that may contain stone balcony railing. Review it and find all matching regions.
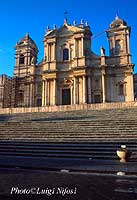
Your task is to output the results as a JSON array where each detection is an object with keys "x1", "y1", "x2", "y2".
[{"x1": 0, "y1": 101, "x2": 137, "y2": 114}]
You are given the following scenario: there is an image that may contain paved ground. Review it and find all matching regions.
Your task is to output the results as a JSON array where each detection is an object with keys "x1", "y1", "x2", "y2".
[
  {"x1": 0, "y1": 156, "x2": 137, "y2": 200},
  {"x1": 0, "y1": 167, "x2": 137, "y2": 200}
]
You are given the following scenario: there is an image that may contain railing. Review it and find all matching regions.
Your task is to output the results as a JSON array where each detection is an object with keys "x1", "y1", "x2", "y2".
[{"x1": 0, "y1": 101, "x2": 137, "y2": 114}]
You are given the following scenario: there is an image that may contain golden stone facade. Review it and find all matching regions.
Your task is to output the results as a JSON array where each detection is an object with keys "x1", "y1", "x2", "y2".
[{"x1": 0, "y1": 16, "x2": 135, "y2": 108}]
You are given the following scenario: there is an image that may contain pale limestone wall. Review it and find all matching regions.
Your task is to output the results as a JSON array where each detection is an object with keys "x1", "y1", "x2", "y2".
[
  {"x1": 125, "y1": 74, "x2": 134, "y2": 101},
  {"x1": 56, "y1": 38, "x2": 74, "y2": 62}
]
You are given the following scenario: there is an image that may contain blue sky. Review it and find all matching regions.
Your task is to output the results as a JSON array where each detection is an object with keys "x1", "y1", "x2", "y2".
[{"x1": 0, "y1": 0, "x2": 137, "y2": 75}]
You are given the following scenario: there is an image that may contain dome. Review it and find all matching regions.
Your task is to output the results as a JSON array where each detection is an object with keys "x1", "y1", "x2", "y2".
[{"x1": 110, "y1": 15, "x2": 127, "y2": 29}]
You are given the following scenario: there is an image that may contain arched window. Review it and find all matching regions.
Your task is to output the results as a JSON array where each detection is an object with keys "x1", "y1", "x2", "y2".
[
  {"x1": 115, "y1": 40, "x2": 121, "y2": 54},
  {"x1": 19, "y1": 54, "x2": 25, "y2": 64},
  {"x1": 63, "y1": 48, "x2": 69, "y2": 61}
]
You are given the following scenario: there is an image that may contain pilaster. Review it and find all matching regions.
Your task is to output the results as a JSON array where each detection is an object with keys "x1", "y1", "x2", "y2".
[
  {"x1": 73, "y1": 77, "x2": 76, "y2": 104},
  {"x1": 88, "y1": 76, "x2": 92, "y2": 103},
  {"x1": 83, "y1": 76, "x2": 86, "y2": 103},
  {"x1": 53, "y1": 79, "x2": 56, "y2": 105}
]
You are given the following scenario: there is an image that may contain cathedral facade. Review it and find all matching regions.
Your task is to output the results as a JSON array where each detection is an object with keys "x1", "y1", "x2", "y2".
[{"x1": 0, "y1": 16, "x2": 134, "y2": 108}]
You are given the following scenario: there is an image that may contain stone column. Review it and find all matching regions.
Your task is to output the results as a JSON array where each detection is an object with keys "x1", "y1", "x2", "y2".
[
  {"x1": 71, "y1": 86, "x2": 73, "y2": 104},
  {"x1": 102, "y1": 73, "x2": 105, "y2": 103},
  {"x1": 29, "y1": 82, "x2": 33, "y2": 107},
  {"x1": 81, "y1": 37, "x2": 84, "y2": 57},
  {"x1": 130, "y1": 74, "x2": 134, "y2": 101},
  {"x1": 16, "y1": 54, "x2": 19, "y2": 66},
  {"x1": 47, "y1": 44, "x2": 49, "y2": 61},
  {"x1": 48, "y1": 44, "x2": 52, "y2": 61},
  {"x1": 126, "y1": 34, "x2": 131, "y2": 63},
  {"x1": 74, "y1": 77, "x2": 76, "y2": 104},
  {"x1": 112, "y1": 37, "x2": 115, "y2": 54},
  {"x1": 74, "y1": 39, "x2": 77, "y2": 57},
  {"x1": 53, "y1": 79, "x2": 56, "y2": 105},
  {"x1": 88, "y1": 76, "x2": 92, "y2": 103},
  {"x1": 127, "y1": 35, "x2": 130, "y2": 54},
  {"x1": 83, "y1": 76, "x2": 86, "y2": 103},
  {"x1": 45, "y1": 79, "x2": 48, "y2": 106},
  {"x1": 42, "y1": 80, "x2": 45, "y2": 106},
  {"x1": 53, "y1": 43, "x2": 56, "y2": 60}
]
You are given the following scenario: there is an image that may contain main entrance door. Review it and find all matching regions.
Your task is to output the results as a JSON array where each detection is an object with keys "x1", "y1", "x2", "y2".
[
  {"x1": 62, "y1": 88, "x2": 71, "y2": 105},
  {"x1": 95, "y1": 95, "x2": 101, "y2": 103}
]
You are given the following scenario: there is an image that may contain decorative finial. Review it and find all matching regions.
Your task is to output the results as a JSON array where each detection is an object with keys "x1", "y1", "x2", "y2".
[
  {"x1": 53, "y1": 24, "x2": 56, "y2": 30},
  {"x1": 115, "y1": 13, "x2": 119, "y2": 20},
  {"x1": 64, "y1": 10, "x2": 69, "y2": 25},
  {"x1": 46, "y1": 26, "x2": 50, "y2": 31},
  {"x1": 100, "y1": 46, "x2": 105, "y2": 56},
  {"x1": 85, "y1": 21, "x2": 88, "y2": 26},
  {"x1": 81, "y1": 19, "x2": 84, "y2": 25},
  {"x1": 73, "y1": 20, "x2": 76, "y2": 26},
  {"x1": 26, "y1": 32, "x2": 29, "y2": 38},
  {"x1": 64, "y1": 18, "x2": 68, "y2": 25}
]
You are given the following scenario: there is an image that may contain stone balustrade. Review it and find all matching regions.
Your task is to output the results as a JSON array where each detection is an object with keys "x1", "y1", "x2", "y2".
[{"x1": 0, "y1": 101, "x2": 137, "y2": 114}]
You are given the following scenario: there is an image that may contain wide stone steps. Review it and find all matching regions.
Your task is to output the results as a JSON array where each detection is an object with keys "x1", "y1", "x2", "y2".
[
  {"x1": 0, "y1": 141, "x2": 136, "y2": 160},
  {"x1": 1, "y1": 108, "x2": 137, "y2": 122},
  {"x1": 0, "y1": 132, "x2": 136, "y2": 136},
  {"x1": 0, "y1": 107, "x2": 137, "y2": 160},
  {"x1": 0, "y1": 131, "x2": 137, "y2": 136}
]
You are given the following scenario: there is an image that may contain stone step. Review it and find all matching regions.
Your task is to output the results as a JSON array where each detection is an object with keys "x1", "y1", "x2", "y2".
[
  {"x1": 27, "y1": 126, "x2": 136, "y2": 129},
  {"x1": 0, "y1": 144, "x2": 137, "y2": 149},
  {"x1": 1, "y1": 131, "x2": 137, "y2": 135},
  {"x1": 0, "y1": 151, "x2": 118, "y2": 159},
  {"x1": 0, "y1": 141, "x2": 137, "y2": 146},
  {"x1": 0, "y1": 148, "x2": 137, "y2": 156},
  {"x1": 3, "y1": 138, "x2": 137, "y2": 143},
  {"x1": 1, "y1": 137, "x2": 137, "y2": 141},
  {"x1": 1, "y1": 132, "x2": 137, "y2": 136},
  {"x1": 0, "y1": 150, "x2": 136, "y2": 160}
]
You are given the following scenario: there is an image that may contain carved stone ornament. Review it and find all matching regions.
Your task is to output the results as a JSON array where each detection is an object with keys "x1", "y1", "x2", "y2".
[{"x1": 58, "y1": 78, "x2": 73, "y2": 88}]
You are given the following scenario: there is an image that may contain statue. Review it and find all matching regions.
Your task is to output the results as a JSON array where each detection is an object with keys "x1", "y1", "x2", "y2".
[
  {"x1": 100, "y1": 47, "x2": 105, "y2": 56},
  {"x1": 31, "y1": 56, "x2": 36, "y2": 65}
]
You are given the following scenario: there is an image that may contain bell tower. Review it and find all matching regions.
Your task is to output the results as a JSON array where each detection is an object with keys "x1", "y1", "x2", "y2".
[
  {"x1": 106, "y1": 15, "x2": 131, "y2": 64},
  {"x1": 14, "y1": 33, "x2": 38, "y2": 77},
  {"x1": 105, "y1": 16, "x2": 134, "y2": 102}
]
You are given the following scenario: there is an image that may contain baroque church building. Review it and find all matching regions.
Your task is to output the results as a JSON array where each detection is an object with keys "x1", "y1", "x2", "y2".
[{"x1": 0, "y1": 16, "x2": 134, "y2": 108}]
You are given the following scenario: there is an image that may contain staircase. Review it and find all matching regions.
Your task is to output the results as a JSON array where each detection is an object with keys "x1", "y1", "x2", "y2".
[{"x1": 0, "y1": 107, "x2": 137, "y2": 160}]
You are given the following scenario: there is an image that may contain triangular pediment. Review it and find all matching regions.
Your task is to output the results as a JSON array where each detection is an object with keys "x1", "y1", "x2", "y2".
[
  {"x1": 46, "y1": 24, "x2": 84, "y2": 37},
  {"x1": 57, "y1": 25, "x2": 74, "y2": 35}
]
